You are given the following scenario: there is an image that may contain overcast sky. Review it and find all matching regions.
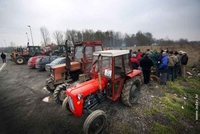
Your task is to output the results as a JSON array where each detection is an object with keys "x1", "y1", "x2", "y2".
[{"x1": 0, "y1": 0, "x2": 200, "y2": 47}]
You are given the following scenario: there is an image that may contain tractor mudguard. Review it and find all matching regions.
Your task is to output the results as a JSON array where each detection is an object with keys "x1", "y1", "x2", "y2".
[{"x1": 127, "y1": 70, "x2": 142, "y2": 78}]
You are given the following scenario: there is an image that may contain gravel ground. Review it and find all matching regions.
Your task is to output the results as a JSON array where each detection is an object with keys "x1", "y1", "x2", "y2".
[{"x1": 0, "y1": 59, "x2": 157, "y2": 134}]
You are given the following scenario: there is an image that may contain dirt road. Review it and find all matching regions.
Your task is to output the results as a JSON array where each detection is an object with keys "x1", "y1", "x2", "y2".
[
  {"x1": 0, "y1": 61, "x2": 90, "y2": 134},
  {"x1": 0, "y1": 59, "x2": 154, "y2": 134}
]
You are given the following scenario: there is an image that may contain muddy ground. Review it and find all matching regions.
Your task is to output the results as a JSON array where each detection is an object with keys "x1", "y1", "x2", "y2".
[{"x1": 0, "y1": 60, "x2": 197, "y2": 134}]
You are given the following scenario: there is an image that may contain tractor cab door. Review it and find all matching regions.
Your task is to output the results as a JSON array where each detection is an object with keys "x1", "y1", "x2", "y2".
[{"x1": 107, "y1": 56, "x2": 126, "y2": 101}]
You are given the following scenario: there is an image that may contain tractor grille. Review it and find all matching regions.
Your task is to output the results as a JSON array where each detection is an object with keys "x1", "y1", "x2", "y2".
[{"x1": 68, "y1": 96, "x2": 75, "y2": 111}]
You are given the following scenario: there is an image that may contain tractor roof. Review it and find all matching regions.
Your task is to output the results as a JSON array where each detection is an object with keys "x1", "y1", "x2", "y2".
[{"x1": 93, "y1": 50, "x2": 130, "y2": 57}]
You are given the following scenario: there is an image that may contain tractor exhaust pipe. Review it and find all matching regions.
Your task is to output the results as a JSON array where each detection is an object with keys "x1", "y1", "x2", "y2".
[
  {"x1": 65, "y1": 40, "x2": 70, "y2": 79},
  {"x1": 97, "y1": 55, "x2": 102, "y2": 90}
]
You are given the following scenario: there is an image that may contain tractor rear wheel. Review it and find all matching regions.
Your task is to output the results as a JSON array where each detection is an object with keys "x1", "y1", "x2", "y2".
[
  {"x1": 121, "y1": 76, "x2": 141, "y2": 106},
  {"x1": 15, "y1": 56, "x2": 25, "y2": 65},
  {"x1": 62, "y1": 96, "x2": 72, "y2": 114},
  {"x1": 83, "y1": 110, "x2": 107, "y2": 134},
  {"x1": 53, "y1": 84, "x2": 66, "y2": 104}
]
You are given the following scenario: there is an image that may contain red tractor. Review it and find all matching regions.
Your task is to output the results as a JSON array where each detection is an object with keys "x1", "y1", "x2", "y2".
[
  {"x1": 45, "y1": 40, "x2": 103, "y2": 104},
  {"x1": 62, "y1": 50, "x2": 142, "y2": 134}
]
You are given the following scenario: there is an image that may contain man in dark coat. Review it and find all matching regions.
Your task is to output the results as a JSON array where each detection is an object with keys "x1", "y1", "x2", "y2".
[
  {"x1": 156, "y1": 50, "x2": 164, "y2": 77},
  {"x1": 181, "y1": 51, "x2": 188, "y2": 78},
  {"x1": 1, "y1": 52, "x2": 6, "y2": 63},
  {"x1": 140, "y1": 53, "x2": 153, "y2": 84}
]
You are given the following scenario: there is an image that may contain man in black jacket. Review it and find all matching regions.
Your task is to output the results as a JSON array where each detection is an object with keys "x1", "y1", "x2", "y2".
[
  {"x1": 1, "y1": 52, "x2": 6, "y2": 63},
  {"x1": 140, "y1": 53, "x2": 153, "y2": 84},
  {"x1": 181, "y1": 51, "x2": 188, "y2": 78}
]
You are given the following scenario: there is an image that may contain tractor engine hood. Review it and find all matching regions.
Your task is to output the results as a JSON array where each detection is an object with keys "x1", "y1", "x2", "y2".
[
  {"x1": 67, "y1": 77, "x2": 108, "y2": 97},
  {"x1": 66, "y1": 77, "x2": 108, "y2": 116}
]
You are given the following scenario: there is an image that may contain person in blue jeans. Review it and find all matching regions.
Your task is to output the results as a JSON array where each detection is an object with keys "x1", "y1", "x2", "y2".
[
  {"x1": 1, "y1": 52, "x2": 6, "y2": 63},
  {"x1": 159, "y1": 52, "x2": 169, "y2": 85}
]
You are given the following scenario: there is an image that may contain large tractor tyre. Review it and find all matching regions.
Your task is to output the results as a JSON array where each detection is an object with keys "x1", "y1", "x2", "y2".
[
  {"x1": 83, "y1": 110, "x2": 107, "y2": 134},
  {"x1": 121, "y1": 76, "x2": 141, "y2": 107},
  {"x1": 62, "y1": 96, "x2": 72, "y2": 114},
  {"x1": 15, "y1": 56, "x2": 25, "y2": 65},
  {"x1": 46, "y1": 79, "x2": 56, "y2": 92},
  {"x1": 53, "y1": 84, "x2": 67, "y2": 104}
]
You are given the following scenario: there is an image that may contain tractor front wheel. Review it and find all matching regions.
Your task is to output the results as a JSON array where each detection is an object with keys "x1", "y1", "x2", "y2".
[
  {"x1": 53, "y1": 84, "x2": 67, "y2": 104},
  {"x1": 46, "y1": 78, "x2": 55, "y2": 92},
  {"x1": 62, "y1": 96, "x2": 72, "y2": 114},
  {"x1": 121, "y1": 76, "x2": 141, "y2": 106},
  {"x1": 83, "y1": 110, "x2": 107, "y2": 134},
  {"x1": 15, "y1": 56, "x2": 25, "y2": 65}
]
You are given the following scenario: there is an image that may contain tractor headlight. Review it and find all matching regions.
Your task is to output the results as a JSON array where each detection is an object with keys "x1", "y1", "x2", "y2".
[{"x1": 77, "y1": 94, "x2": 83, "y2": 100}]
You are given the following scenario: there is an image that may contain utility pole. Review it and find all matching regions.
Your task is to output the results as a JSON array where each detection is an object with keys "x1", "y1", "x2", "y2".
[{"x1": 28, "y1": 25, "x2": 34, "y2": 46}]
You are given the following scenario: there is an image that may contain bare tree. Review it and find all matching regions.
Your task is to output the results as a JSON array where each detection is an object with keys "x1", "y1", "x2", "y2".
[
  {"x1": 40, "y1": 26, "x2": 50, "y2": 46},
  {"x1": 53, "y1": 31, "x2": 64, "y2": 45}
]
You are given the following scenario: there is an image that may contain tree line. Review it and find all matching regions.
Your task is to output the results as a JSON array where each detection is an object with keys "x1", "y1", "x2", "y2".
[{"x1": 40, "y1": 27, "x2": 155, "y2": 47}]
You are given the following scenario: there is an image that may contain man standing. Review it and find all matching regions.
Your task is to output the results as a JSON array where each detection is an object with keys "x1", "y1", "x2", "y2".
[
  {"x1": 136, "y1": 49, "x2": 142, "y2": 60},
  {"x1": 156, "y1": 50, "x2": 164, "y2": 77},
  {"x1": 167, "y1": 51, "x2": 178, "y2": 81},
  {"x1": 181, "y1": 51, "x2": 188, "y2": 78},
  {"x1": 159, "y1": 52, "x2": 169, "y2": 85},
  {"x1": 140, "y1": 54, "x2": 153, "y2": 84},
  {"x1": 1, "y1": 52, "x2": 6, "y2": 63},
  {"x1": 174, "y1": 51, "x2": 181, "y2": 78}
]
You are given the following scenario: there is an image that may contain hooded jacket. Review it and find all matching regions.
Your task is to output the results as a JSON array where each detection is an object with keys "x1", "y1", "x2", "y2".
[{"x1": 168, "y1": 54, "x2": 178, "y2": 67}]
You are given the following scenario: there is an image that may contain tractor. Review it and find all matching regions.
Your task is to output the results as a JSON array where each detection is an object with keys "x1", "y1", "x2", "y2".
[
  {"x1": 45, "y1": 40, "x2": 103, "y2": 104},
  {"x1": 52, "y1": 45, "x2": 67, "y2": 56},
  {"x1": 11, "y1": 46, "x2": 44, "y2": 65},
  {"x1": 61, "y1": 50, "x2": 143, "y2": 134}
]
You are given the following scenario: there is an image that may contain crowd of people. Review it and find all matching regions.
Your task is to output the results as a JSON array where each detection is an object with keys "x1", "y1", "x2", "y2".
[{"x1": 130, "y1": 49, "x2": 189, "y2": 85}]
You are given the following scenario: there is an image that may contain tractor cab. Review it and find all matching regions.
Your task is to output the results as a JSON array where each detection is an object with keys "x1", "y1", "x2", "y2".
[
  {"x1": 92, "y1": 50, "x2": 133, "y2": 101},
  {"x1": 46, "y1": 41, "x2": 103, "y2": 92},
  {"x1": 62, "y1": 50, "x2": 142, "y2": 134}
]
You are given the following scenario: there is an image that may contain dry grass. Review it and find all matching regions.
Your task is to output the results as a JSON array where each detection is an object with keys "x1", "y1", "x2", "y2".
[{"x1": 127, "y1": 44, "x2": 200, "y2": 66}]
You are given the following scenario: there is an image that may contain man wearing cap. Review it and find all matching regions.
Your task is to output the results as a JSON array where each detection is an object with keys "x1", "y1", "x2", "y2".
[
  {"x1": 140, "y1": 53, "x2": 153, "y2": 85},
  {"x1": 159, "y1": 51, "x2": 169, "y2": 85},
  {"x1": 181, "y1": 51, "x2": 188, "y2": 78}
]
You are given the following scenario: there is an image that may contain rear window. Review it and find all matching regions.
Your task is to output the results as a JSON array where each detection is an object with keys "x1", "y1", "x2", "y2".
[
  {"x1": 50, "y1": 56, "x2": 57, "y2": 61},
  {"x1": 36, "y1": 58, "x2": 41, "y2": 63},
  {"x1": 41, "y1": 57, "x2": 50, "y2": 62}
]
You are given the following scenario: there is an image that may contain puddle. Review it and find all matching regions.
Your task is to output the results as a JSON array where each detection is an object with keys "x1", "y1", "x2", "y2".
[{"x1": 42, "y1": 95, "x2": 54, "y2": 103}]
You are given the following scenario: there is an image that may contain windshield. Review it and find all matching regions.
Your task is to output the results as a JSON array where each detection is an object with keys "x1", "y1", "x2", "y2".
[
  {"x1": 51, "y1": 58, "x2": 64, "y2": 64},
  {"x1": 74, "y1": 46, "x2": 83, "y2": 62},
  {"x1": 85, "y1": 46, "x2": 93, "y2": 59},
  {"x1": 92, "y1": 55, "x2": 112, "y2": 78},
  {"x1": 95, "y1": 45, "x2": 103, "y2": 51}
]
